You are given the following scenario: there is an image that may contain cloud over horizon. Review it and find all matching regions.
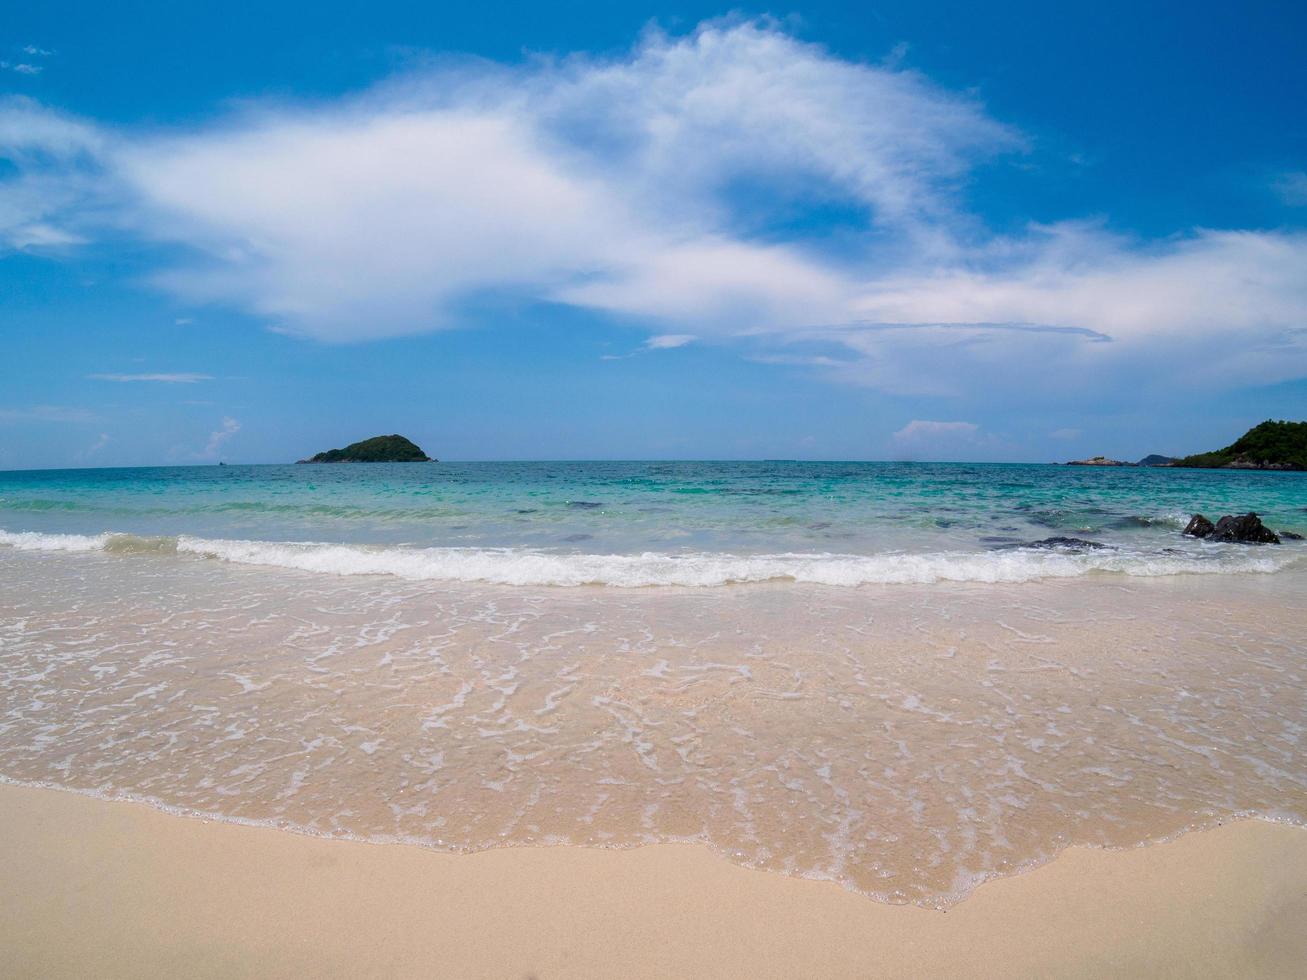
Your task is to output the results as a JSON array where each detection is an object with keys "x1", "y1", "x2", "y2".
[
  {"x1": 2, "y1": 18, "x2": 1305, "y2": 400},
  {"x1": 199, "y1": 416, "x2": 240, "y2": 459}
]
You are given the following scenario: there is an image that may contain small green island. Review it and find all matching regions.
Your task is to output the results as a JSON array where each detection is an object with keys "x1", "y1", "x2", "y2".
[
  {"x1": 297, "y1": 434, "x2": 434, "y2": 463},
  {"x1": 1174, "y1": 419, "x2": 1307, "y2": 471}
]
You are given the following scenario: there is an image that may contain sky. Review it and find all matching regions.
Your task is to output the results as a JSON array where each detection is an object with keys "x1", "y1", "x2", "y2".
[{"x1": 2, "y1": 1, "x2": 1305, "y2": 467}]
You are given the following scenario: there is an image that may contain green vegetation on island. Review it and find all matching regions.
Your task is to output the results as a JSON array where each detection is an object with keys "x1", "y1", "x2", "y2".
[
  {"x1": 298, "y1": 434, "x2": 434, "y2": 463},
  {"x1": 1174, "y1": 420, "x2": 1307, "y2": 471}
]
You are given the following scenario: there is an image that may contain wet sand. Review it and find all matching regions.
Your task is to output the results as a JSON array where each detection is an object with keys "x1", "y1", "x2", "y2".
[
  {"x1": 2, "y1": 783, "x2": 1305, "y2": 979},
  {"x1": 5, "y1": 550, "x2": 1307, "y2": 907}
]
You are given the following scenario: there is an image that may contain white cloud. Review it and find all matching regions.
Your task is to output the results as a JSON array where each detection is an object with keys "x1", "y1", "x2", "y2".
[
  {"x1": 200, "y1": 417, "x2": 240, "y2": 459},
  {"x1": 0, "y1": 23, "x2": 1011, "y2": 343},
  {"x1": 89, "y1": 372, "x2": 213, "y2": 383},
  {"x1": 1, "y1": 21, "x2": 1305, "y2": 396},
  {"x1": 84, "y1": 433, "x2": 110, "y2": 456},
  {"x1": 644, "y1": 334, "x2": 696, "y2": 349},
  {"x1": 1, "y1": 62, "x2": 42, "y2": 76},
  {"x1": 22, "y1": 46, "x2": 54, "y2": 57},
  {"x1": 890, "y1": 420, "x2": 997, "y2": 459}
]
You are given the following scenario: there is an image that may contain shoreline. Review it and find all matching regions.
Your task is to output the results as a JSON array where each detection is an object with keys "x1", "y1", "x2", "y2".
[
  {"x1": 3, "y1": 771, "x2": 1303, "y2": 911},
  {"x1": 5, "y1": 550, "x2": 1306, "y2": 909},
  {"x1": 3, "y1": 783, "x2": 1306, "y2": 978}
]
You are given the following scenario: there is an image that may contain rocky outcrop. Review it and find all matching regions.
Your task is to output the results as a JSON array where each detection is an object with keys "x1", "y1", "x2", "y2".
[
  {"x1": 1183, "y1": 513, "x2": 1280, "y2": 544},
  {"x1": 298, "y1": 434, "x2": 434, "y2": 463},
  {"x1": 1066, "y1": 456, "x2": 1132, "y2": 466},
  {"x1": 1137, "y1": 454, "x2": 1177, "y2": 466}
]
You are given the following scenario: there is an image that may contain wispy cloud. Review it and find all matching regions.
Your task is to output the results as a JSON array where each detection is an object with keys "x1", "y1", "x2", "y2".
[
  {"x1": 602, "y1": 333, "x2": 700, "y2": 360},
  {"x1": 0, "y1": 405, "x2": 98, "y2": 424},
  {"x1": 76, "y1": 432, "x2": 111, "y2": 460},
  {"x1": 644, "y1": 334, "x2": 697, "y2": 350},
  {"x1": 1274, "y1": 171, "x2": 1307, "y2": 207},
  {"x1": 893, "y1": 420, "x2": 979, "y2": 441},
  {"x1": 199, "y1": 417, "x2": 240, "y2": 459},
  {"x1": 2, "y1": 20, "x2": 1306, "y2": 399},
  {"x1": 89, "y1": 372, "x2": 213, "y2": 383},
  {"x1": 22, "y1": 46, "x2": 54, "y2": 57},
  {"x1": 0, "y1": 62, "x2": 42, "y2": 76}
]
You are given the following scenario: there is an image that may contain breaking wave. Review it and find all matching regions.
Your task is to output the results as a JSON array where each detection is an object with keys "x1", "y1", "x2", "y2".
[{"x1": 2, "y1": 527, "x2": 1302, "y2": 587}]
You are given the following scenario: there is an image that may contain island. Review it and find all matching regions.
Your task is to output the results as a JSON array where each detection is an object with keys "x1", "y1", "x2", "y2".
[
  {"x1": 1066, "y1": 456, "x2": 1131, "y2": 466},
  {"x1": 1173, "y1": 420, "x2": 1306, "y2": 471},
  {"x1": 297, "y1": 434, "x2": 435, "y2": 463}
]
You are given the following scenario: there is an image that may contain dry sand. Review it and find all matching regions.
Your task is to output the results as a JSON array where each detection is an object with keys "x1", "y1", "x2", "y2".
[{"x1": 2, "y1": 782, "x2": 1305, "y2": 979}]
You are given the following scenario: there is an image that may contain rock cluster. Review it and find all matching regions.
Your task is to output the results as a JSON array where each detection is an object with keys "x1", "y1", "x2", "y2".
[{"x1": 1183, "y1": 513, "x2": 1281, "y2": 544}]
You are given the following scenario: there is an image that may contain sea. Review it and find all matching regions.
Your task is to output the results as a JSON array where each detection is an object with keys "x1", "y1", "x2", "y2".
[{"x1": 2, "y1": 461, "x2": 1305, "y2": 905}]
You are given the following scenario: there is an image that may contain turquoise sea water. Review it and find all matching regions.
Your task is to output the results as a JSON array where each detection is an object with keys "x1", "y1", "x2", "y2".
[{"x1": 2, "y1": 461, "x2": 1305, "y2": 585}]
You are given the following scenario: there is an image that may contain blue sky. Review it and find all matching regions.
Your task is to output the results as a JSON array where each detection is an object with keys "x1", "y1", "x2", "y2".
[{"x1": 2, "y1": 1, "x2": 1305, "y2": 467}]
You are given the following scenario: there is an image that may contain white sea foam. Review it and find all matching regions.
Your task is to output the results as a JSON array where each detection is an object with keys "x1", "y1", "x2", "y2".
[
  {"x1": 2, "y1": 527, "x2": 1302, "y2": 586},
  {"x1": 0, "y1": 529, "x2": 114, "y2": 552}
]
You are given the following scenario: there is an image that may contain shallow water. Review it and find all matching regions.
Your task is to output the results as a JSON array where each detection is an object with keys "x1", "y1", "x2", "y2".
[{"x1": 3, "y1": 542, "x2": 1305, "y2": 906}]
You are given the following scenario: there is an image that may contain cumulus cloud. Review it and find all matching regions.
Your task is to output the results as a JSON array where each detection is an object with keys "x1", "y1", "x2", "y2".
[
  {"x1": 89, "y1": 372, "x2": 213, "y2": 383},
  {"x1": 1, "y1": 19, "x2": 1305, "y2": 397}
]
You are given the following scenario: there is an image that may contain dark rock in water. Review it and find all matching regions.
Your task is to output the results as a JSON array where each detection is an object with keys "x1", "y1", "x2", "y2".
[
  {"x1": 1005, "y1": 536, "x2": 1109, "y2": 551},
  {"x1": 1137, "y1": 454, "x2": 1177, "y2": 466},
  {"x1": 567, "y1": 500, "x2": 603, "y2": 510},
  {"x1": 1281, "y1": 530, "x2": 1304, "y2": 541},
  {"x1": 1187, "y1": 512, "x2": 1280, "y2": 544},
  {"x1": 1210, "y1": 514, "x2": 1280, "y2": 544}
]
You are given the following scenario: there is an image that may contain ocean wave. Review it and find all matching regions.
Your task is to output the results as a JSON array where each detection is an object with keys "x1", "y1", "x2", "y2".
[{"x1": 2, "y1": 528, "x2": 1302, "y2": 587}]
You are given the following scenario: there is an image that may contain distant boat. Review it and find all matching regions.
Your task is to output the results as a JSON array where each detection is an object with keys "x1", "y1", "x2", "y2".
[{"x1": 218, "y1": 462, "x2": 227, "y2": 466}]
